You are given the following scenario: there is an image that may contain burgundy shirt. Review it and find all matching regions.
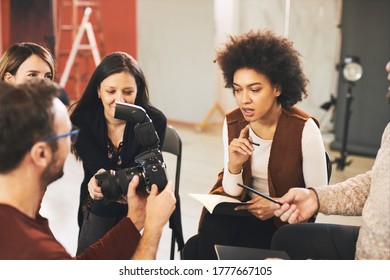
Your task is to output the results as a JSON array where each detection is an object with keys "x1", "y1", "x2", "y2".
[{"x1": 0, "y1": 204, "x2": 140, "y2": 260}]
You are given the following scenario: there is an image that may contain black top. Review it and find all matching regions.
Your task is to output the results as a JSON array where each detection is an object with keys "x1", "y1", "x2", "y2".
[{"x1": 71, "y1": 104, "x2": 167, "y2": 226}]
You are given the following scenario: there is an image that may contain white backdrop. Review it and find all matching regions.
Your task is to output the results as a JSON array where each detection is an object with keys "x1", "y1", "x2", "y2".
[{"x1": 137, "y1": 0, "x2": 341, "y2": 126}]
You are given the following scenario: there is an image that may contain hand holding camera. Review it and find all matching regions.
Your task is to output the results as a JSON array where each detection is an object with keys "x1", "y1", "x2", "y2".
[
  {"x1": 88, "y1": 168, "x2": 105, "y2": 200},
  {"x1": 144, "y1": 180, "x2": 176, "y2": 232},
  {"x1": 126, "y1": 175, "x2": 147, "y2": 231},
  {"x1": 95, "y1": 102, "x2": 168, "y2": 204}
]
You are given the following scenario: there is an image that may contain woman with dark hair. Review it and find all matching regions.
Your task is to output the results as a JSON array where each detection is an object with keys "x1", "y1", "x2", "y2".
[
  {"x1": 70, "y1": 52, "x2": 167, "y2": 254},
  {"x1": 184, "y1": 30, "x2": 327, "y2": 259}
]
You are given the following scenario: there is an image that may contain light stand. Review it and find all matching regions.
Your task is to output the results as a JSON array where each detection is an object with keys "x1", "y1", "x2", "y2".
[{"x1": 334, "y1": 56, "x2": 363, "y2": 170}]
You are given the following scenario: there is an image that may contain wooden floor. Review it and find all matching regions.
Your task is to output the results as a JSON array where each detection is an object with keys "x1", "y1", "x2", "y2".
[{"x1": 40, "y1": 123, "x2": 376, "y2": 259}]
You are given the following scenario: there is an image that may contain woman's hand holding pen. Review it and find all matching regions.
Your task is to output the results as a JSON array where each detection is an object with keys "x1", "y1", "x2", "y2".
[
  {"x1": 236, "y1": 196, "x2": 279, "y2": 220},
  {"x1": 228, "y1": 125, "x2": 257, "y2": 174}
]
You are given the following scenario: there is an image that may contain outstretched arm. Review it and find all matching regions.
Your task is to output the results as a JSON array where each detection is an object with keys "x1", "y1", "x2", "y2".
[
  {"x1": 273, "y1": 188, "x2": 319, "y2": 224},
  {"x1": 131, "y1": 182, "x2": 176, "y2": 260}
]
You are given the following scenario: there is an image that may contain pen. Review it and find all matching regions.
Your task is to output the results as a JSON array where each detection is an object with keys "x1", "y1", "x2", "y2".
[
  {"x1": 237, "y1": 183, "x2": 283, "y2": 205},
  {"x1": 249, "y1": 141, "x2": 260, "y2": 146}
]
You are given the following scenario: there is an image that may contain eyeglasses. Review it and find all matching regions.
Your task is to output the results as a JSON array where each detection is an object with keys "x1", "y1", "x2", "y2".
[{"x1": 42, "y1": 125, "x2": 80, "y2": 145}]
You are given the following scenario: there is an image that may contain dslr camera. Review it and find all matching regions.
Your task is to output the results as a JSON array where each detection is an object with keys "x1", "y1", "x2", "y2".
[{"x1": 95, "y1": 102, "x2": 168, "y2": 203}]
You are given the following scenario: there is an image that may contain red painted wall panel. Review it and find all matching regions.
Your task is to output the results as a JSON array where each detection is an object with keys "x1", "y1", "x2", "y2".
[
  {"x1": 0, "y1": 0, "x2": 137, "y2": 101},
  {"x1": 0, "y1": 0, "x2": 11, "y2": 54},
  {"x1": 56, "y1": 0, "x2": 137, "y2": 101},
  {"x1": 100, "y1": 0, "x2": 137, "y2": 58}
]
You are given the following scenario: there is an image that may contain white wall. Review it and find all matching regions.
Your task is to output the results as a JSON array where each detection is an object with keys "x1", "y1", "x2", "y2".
[
  {"x1": 288, "y1": 0, "x2": 341, "y2": 119},
  {"x1": 138, "y1": 0, "x2": 341, "y2": 125},
  {"x1": 137, "y1": 0, "x2": 215, "y2": 124}
]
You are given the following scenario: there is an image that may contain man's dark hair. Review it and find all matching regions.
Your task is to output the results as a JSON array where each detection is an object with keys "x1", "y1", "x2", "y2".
[
  {"x1": 0, "y1": 80, "x2": 60, "y2": 173},
  {"x1": 215, "y1": 30, "x2": 308, "y2": 108}
]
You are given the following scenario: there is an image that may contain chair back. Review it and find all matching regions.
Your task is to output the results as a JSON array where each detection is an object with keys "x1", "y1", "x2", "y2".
[
  {"x1": 161, "y1": 125, "x2": 184, "y2": 259},
  {"x1": 162, "y1": 125, "x2": 182, "y2": 191}
]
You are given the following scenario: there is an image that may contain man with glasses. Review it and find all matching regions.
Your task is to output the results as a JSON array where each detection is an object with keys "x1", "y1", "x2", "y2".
[{"x1": 0, "y1": 80, "x2": 176, "y2": 259}]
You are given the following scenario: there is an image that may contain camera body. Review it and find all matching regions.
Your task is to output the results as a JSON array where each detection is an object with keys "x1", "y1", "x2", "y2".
[{"x1": 95, "y1": 102, "x2": 168, "y2": 203}]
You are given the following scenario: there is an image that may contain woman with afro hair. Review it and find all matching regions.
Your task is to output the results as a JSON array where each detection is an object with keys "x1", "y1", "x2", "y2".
[{"x1": 184, "y1": 30, "x2": 328, "y2": 259}]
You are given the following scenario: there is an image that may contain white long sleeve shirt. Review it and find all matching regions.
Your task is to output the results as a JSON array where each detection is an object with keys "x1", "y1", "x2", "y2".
[{"x1": 222, "y1": 117, "x2": 328, "y2": 198}]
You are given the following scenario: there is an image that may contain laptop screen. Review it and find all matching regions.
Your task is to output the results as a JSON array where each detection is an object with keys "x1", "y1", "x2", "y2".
[{"x1": 214, "y1": 244, "x2": 290, "y2": 260}]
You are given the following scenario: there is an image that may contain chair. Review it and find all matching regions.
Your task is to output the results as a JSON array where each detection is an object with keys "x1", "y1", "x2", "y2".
[{"x1": 161, "y1": 125, "x2": 184, "y2": 259}]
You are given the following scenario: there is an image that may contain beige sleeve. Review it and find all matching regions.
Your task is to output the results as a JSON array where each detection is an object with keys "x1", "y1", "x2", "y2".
[{"x1": 314, "y1": 172, "x2": 371, "y2": 216}]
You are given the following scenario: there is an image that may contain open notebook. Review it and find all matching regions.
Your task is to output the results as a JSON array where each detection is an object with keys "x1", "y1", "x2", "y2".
[
  {"x1": 214, "y1": 244, "x2": 290, "y2": 260},
  {"x1": 189, "y1": 193, "x2": 251, "y2": 216}
]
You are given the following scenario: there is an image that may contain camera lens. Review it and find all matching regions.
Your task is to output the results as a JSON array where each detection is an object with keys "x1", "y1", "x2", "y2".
[
  {"x1": 117, "y1": 167, "x2": 145, "y2": 194},
  {"x1": 96, "y1": 167, "x2": 147, "y2": 204},
  {"x1": 96, "y1": 170, "x2": 122, "y2": 203}
]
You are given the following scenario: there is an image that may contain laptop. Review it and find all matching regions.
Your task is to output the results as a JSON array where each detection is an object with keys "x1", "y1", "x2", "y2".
[{"x1": 214, "y1": 244, "x2": 290, "y2": 260}]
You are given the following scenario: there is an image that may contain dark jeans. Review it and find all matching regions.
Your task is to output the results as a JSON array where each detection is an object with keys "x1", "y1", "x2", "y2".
[
  {"x1": 76, "y1": 210, "x2": 122, "y2": 255},
  {"x1": 271, "y1": 223, "x2": 360, "y2": 260},
  {"x1": 191, "y1": 212, "x2": 277, "y2": 260}
]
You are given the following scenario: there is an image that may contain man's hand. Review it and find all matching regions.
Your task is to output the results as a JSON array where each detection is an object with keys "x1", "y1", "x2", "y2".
[
  {"x1": 126, "y1": 176, "x2": 147, "y2": 231},
  {"x1": 131, "y1": 181, "x2": 176, "y2": 260},
  {"x1": 273, "y1": 188, "x2": 319, "y2": 224},
  {"x1": 144, "y1": 182, "x2": 176, "y2": 232}
]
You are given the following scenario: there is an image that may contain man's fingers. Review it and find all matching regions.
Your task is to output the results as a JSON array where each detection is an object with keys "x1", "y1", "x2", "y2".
[
  {"x1": 127, "y1": 175, "x2": 139, "y2": 196},
  {"x1": 278, "y1": 204, "x2": 297, "y2": 222},
  {"x1": 278, "y1": 190, "x2": 297, "y2": 204},
  {"x1": 287, "y1": 209, "x2": 300, "y2": 224},
  {"x1": 149, "y1": 184, "x2": 159, "y2": 196},
  {"x1": 274, "y1": 203, "x2": 290, "y2": 217}
]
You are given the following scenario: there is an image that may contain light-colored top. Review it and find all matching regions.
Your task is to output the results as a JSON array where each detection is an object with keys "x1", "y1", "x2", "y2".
[
  {"x1": 315, "y1": 123, "x2": 390, "y2": 260},
  {"x1": 222, "y1": 118, "x2": 327, "y2": 197}
]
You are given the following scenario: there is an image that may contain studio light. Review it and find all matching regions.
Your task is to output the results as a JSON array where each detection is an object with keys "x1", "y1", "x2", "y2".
[
  {"x1": 342, "y1": 56, "x2": 363, "y2": 82},
  {"x1": 334, "y1": 55, "x2": 363, "y2": 171}
]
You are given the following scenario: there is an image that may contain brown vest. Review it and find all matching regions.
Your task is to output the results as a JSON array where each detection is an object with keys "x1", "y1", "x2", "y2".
[{"x1": 198, "y1": 106, "x2": 318, "y2": 230}]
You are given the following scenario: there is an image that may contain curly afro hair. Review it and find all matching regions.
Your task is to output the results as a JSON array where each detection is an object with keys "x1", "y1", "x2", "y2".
[{"x1": 215, "y1": 30, "x2": 308, "y2": 108}]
